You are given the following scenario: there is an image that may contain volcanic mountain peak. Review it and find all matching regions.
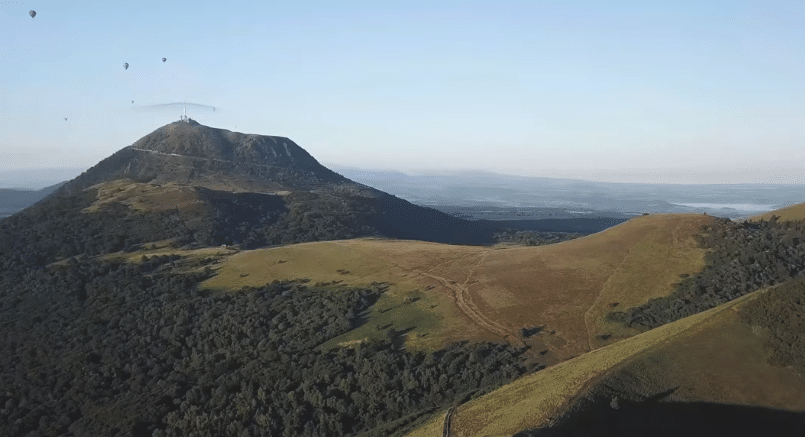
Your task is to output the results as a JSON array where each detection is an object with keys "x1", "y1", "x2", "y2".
[
  {"x1": 61, "y1": 121, "x2": 375, "y2": 195},
  {"x1": 130, "y1": 120, "x2": 319, "y2": 169}
]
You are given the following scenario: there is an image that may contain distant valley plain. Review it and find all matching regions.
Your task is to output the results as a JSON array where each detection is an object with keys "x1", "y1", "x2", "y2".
[{"x1": 330, "y1": 166, "x2": 804, "y2": 220}]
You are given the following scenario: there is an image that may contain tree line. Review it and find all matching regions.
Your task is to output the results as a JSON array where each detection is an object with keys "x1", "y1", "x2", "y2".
[{"x1": 608, "y1": 216, "x2": 805, "y2": 332}]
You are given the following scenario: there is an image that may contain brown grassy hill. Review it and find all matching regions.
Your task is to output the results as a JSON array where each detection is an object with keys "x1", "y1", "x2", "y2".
[
  {"x1": 749, "y1": 202, "x2": 805, "y2": 222},
  {"x1": 511, "y1": 277, "x2": 805, "y2": 437},
  {"x1": 405, "y1": 279, "x2": 805, "y2": 437},
  {"x1": 200, "y1": 213, "x2": 717, "y2": 363}
]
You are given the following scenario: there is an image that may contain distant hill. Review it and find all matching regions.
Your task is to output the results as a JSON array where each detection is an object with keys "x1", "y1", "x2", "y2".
[
  {"x1": 0, "y1": 168, "x2": 84, "y2": 190},
  {"x1": 0, "y1": 182, "x2": 64, "y2": 218},
  {"x1": 329, "y1": 165, "x2": 804, "y2": 219}
]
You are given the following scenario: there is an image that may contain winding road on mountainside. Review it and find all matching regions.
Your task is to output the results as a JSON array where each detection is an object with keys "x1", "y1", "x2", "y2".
[{"x1": 130, "y1": 147, "x2": 284, "y2": 169}]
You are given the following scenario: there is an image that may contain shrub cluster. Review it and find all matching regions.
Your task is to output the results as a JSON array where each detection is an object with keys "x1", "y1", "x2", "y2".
[
  {"x1": 608, "y1": 216, "x2": 805, "y2": 331},
  {"x1": 739, "y1": 277, "x2": 805, "y2": 373},
  {"x1": 0, "y1": 256, "x2": 535, "y2": 437},
  {"x1": 188, "y1": 190, "x2": 504, "y2": 249},
  {"x1": 0, "y1": 189, "x2": 194, "y2": 273},
  {"x1": 1, "y1": 184, "x2": 505, "y2": 265},
  {"x1": 492, "y1": 230, "x2": 584, "y2": 246}
]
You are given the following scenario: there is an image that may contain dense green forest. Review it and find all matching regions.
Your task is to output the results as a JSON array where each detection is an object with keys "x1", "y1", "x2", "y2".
[
  {"x1": 0, "y1": 185, "x2": 583, "y2": 266},
  {"x1": 0, "y1": 255, "x2": 535, "y2": 436},
  {"x1": 492, "y1": 230, "x2": 584, "y2": 246},
  {"x1": 739, "y1": 277, "x2": 805, "y2": 373}
]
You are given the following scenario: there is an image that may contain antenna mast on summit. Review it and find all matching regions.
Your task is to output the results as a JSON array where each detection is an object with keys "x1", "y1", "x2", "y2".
[{"x1": 137, "y1": 101, "x2": 216, "y2": 122}]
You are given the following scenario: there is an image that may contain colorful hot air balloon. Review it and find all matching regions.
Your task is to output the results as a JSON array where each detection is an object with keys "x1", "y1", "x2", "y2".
[{"x1": 29, "y1": 10, "x2": 36, "y2": 18}]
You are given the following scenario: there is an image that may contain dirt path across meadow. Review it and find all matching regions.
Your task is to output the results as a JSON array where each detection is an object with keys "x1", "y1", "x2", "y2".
[{"x1": 380, "y1": 247, "x2": 526, "y2": 347}]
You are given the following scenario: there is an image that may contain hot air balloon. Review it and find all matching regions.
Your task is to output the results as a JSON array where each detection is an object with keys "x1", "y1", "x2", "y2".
[
  {"x1": 132, "y1": 100, "x2": 134, "y2": 104},
  {"x1": 123, "y1": 63, "x2": 129, "y2": 70},
  {"x1": 162, "y1": 58, "x2": 166, "y2": 62},
  {"x1": 29, "y1": 10, "x2": 36, "y2": 18}
]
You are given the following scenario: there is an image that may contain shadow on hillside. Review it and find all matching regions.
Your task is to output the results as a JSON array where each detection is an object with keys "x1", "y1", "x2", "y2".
[{"x1": 514, "y1": 398, "x2": 805, "y2": 437}]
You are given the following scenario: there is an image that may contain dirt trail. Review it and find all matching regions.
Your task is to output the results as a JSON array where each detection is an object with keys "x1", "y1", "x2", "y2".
[
  {"x1": 420, "y1": 249, "x2": 526, "y2": 347},
  {"x1": 130, "y1": 147, "x2": 267, "y2": 167},
  {"x1": 582, "y1": 219, "x2": 689, "y2": 351},
  {"x1": 347, "y1": 243, "x2": 524, "y2": 347},
  {"x1": 582, "y1": 243, "x2": 634, "y2": 352},
  {"x1": 442, "y1": 407, "x2": 455, "y2": 437}
]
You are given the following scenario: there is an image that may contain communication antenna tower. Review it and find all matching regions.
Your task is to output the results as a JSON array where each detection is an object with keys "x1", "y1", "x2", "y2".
[{"x1": 137, "y1": 101, "x2": 216, "y2": 122}]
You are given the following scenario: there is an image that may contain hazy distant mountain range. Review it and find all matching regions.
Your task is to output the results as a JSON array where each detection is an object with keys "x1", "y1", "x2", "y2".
[
  {"x1": 0, "y1": 182, "x2": 65, "y2": 218},
  {"x1": 328, "y1": 166, "x2": 805, "y2": 220},
  {"x1": 5, "y1": 165, "x2": 803, "y2": 221}
]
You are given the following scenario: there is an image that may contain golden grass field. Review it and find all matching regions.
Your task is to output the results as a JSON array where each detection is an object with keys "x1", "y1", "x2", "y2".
[
  {"x1": 86, "y1": 211, "x2": 719, "y2": 360},
  {"x1": 99, "y1": 213, "x2": 716, "y2": 358},
  {"x1": 193, "y1": 214, "x2": 715, "y2": 357},
  {"x1": 405, "y1": 287, "x2": 772, "y2": 437},
  {"x1": 462, "y1": 214, "x2": 716, "y2": 359},
  {"x1": 749, "y1": 202, "x2": 805, "y2": 222}
]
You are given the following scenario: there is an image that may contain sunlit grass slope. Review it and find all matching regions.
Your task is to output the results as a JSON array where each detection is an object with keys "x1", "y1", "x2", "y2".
[
  {"x1": 194, "y1": 214, "x2": 715, "y2": 355},
  {"x1": 406, "y1": 288, "x2": 764, "y2": 437},
  {"x1": 603, "y1": 286, "x2": 805, "y2": 410},
  {"x1": 749, "y1": 202, "x2": 805, "y2": 222},
  {"x1": 201, "y1": 239, "x2": 490, "y2": 351},
  {"x1": 466, "y1": 214, "x2": 715, "y2": 358}
]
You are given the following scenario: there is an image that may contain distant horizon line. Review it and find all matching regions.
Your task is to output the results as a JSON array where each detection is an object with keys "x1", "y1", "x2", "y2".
[{"x1": 1, "y1": 165, "x2": 805, "y2": 189}]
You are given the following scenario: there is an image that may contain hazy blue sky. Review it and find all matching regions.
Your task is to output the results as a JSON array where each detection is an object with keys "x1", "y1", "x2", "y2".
[{"x1": 1, "y1": 0, "x2": 803, "y2": 183}]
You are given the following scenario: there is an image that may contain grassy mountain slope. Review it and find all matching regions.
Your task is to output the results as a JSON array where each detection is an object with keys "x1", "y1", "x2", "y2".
[
  {"x1": 749, "y1": 201, "x2": 805, "y2": 222},
  {"x1": 513, "y1": 278, "x2": 805, "y2": 436},
  {"x1": 194, "y1": 214, "x2": 716, "y2": 363},
  {"x1": 406, "y1": 279, "x2": 805, "y2": 437},
  {"x1": 404, "y1": 289, "x2": 759, "y2": 437}
]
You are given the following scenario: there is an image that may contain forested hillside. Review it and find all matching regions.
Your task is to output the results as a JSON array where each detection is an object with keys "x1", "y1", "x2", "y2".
[
  {"x1": 0, "y1": 253, "x2": 536, "y2": 437},
  {"x1": 608, "y1": 216, "x2": 805, "y2": 331},
  {"x1": 0, "y1": 175, "x2": 552, "y2": 436}
]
